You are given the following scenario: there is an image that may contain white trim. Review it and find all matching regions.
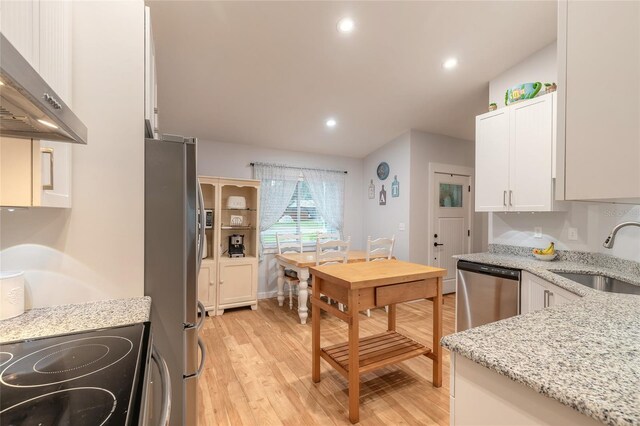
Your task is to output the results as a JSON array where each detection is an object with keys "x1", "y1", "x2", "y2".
[
  {"x1": 258, "y1": 289, "x2": 279, "y2": 300},
  {"x1": 427, "y1": 162, "x2": 474, "y2": 293}
]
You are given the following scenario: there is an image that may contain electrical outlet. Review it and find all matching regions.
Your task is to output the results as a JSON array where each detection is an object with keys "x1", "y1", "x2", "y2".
[
  {"x1": 568, "y1": 227, "x2": 579, "y2": 241},
  {"x1": 534, "y1": 227, "x2": 542, "y2": 238},
  {"x1": 398, "y1": 223, "x2": 405, "y2": 231}
]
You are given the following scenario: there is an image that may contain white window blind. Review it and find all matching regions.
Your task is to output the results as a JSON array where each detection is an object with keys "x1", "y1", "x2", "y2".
[{"x1": 261, "y1": 179, "x2": 338, "y2": 247}]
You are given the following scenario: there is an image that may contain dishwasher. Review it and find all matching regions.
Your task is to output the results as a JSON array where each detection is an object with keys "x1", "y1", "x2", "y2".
[{"x1": 456, "y1": 260, "x2": 521, "y2": 332}]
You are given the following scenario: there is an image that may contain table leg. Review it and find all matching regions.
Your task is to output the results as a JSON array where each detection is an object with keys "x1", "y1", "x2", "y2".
[
  {"x1": 348, "y1": 289, "x2": 360, "y2": 424},
  {"x1": 387, "y1": 304, "x2": 397, "y2": 331},
  {"x1": 276, "y1": 265, "x2": 285, "y2": 307},
  {"x1": 432, "y1": 277, "x2": 443, "y2": 387},
  {"x1": 312, "y1": 276, "x2": 321, "y2": 383},
  {"x1": 298, "y1": 268, "x2": 310, "y2": 325}
]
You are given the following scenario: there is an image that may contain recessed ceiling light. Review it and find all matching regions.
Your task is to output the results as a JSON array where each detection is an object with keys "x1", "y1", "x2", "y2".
[
  {"x1": 442, "y1": 57, "x2": 458, "y2": 70},
  {"x1": 337, "y1": 18, "x2": 355, "y2": 34},
  {"x1": 37, "y1": 119, "x2": 58, "y2": 129},
  {"x1": 325, "y1": 118, "x2": 337, "y2": 128}
]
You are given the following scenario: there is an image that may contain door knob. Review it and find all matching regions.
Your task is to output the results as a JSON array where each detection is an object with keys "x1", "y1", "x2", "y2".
[{"x1": 434, "y1": 242, "x2": 444, "y2": 247}]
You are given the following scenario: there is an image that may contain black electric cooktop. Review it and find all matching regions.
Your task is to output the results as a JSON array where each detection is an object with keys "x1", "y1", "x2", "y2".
[{"x1": 0, "y1": 323, "x2": 150, "y2": 426}]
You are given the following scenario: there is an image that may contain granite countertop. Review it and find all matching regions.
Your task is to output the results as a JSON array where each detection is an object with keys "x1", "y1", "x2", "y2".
[
  {"x1": 442, "y1": 247, "x2": 640, "y2": 426},
  {"x1": 0, "y1": 296, "x2": 151, "y2": 344}
]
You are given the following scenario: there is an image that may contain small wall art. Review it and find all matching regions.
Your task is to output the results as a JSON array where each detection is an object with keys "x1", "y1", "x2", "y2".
[
  {"x1": 391, "y1": 175, "x2": 399, "y2": 198},
  {"x1": 379, "y1": 185, "x2": 387, "y2": 205},
  {"x1": 368, "y1": 179, "x2": 375, "y2": 199}
]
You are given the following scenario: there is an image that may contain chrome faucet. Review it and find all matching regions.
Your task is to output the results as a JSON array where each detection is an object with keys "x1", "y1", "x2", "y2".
[{"x1": 603, "y1": 221, "x2": 640, "y2": 248}]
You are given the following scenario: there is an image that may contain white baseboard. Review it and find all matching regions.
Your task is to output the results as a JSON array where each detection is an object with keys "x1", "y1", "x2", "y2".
[{"x1": 258, "y1": 290, "x2": 279, "y2": 300}]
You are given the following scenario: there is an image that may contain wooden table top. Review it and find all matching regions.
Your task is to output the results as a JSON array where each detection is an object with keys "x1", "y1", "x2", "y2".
[
  {"x1": 276, "y1": 250, "x2": 378, "y2": 268},
  {"x1": 309, "y1": 259, "x2": 446, "y2": 290}
]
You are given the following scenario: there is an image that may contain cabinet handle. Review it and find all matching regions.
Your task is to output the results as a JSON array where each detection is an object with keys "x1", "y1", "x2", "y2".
[
  {"x1": 543, "y1": 289, "x2": 554, "y2": 308},
  {"x1": 219, "y1": 280, "x2": 224, "y2": 285},
  {"x1": 509, "y1": 190, "x2": 513, "y2": 206},
  {"x1": 503, "y1": 190, "x2": 507, "y2": 207},
  {"x1": 41, "y1": 147, "x2": 54, "y2": 190}
]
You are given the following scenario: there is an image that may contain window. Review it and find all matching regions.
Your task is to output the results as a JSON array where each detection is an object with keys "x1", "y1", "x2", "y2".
[
  {"x1": 439, "y1": 183, "x2": 463, "y2": 208},
  {"x1": 261, "y1": 179, "x2": 338, "y2": 247}
]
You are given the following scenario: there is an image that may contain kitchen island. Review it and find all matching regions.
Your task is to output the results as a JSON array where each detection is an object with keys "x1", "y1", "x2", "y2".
[
  {"x1": 442, "y1": 247, "x2": 640, "y2": 426},
  {"x1": 0, "y1": 296, "x2": 151, "y2": 343}
]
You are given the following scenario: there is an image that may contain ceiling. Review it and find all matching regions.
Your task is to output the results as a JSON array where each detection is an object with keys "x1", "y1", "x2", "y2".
[{"x1": 149, "y1": 1, "x2": 557, "y2": 158}]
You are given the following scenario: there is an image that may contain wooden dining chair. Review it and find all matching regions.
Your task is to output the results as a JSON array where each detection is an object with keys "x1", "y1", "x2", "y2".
[
  {"x1": 366, "y1": 235, "x2": 395, "y2": 261},
  {"x1": 276, "y1": 233, "x2": 303, "y2": 309},
  {"x1": 315, "y1": 237, "x2": 350, "y2": 312},
  {"x1": 366, "y1": 235, "x2": 395, "y2": 314}
]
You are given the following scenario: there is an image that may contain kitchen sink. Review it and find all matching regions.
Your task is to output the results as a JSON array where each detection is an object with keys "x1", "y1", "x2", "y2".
[{"x1": 551, "y1": 271, "x2": 640, "y2": 295}]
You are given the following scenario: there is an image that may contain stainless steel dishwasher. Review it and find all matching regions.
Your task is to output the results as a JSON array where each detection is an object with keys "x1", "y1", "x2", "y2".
[{"x1": 456, "y1": 260, "x2": 521, "y2": 332}]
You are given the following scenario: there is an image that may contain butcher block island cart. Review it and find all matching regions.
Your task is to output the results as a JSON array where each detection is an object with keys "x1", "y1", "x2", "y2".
[{"x1": 309, "y1": 260, "x2": 446, "y2": 424}]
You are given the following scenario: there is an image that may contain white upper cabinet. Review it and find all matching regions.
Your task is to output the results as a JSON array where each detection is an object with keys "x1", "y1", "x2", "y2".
[
  {"x1": 509, "y1": 95, "x2": 554, "y2": 211},
  {"x1": 557, "y1": 0, "x2": 640, "y2": 202},
  {"x1": 0, "y1": 0, "x2": 40, "y2": 70},
  {"x1": 0, "y1": 0, "x2": 73, "y2": 208},
  {"x1": 476, "y1": 109, "x2": 510, "y2": 211},
  {"x1": 475, "y1": 93, "x2": 558, "y2": 212}
]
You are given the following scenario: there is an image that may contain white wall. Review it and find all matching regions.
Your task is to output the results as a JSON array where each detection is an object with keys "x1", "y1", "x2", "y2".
[
  {"x1": 489, "y1": 42, "x2": 557, "y2": 107},
  {"x1": 487, "y1": 40, "x2": 640, "y2": 263},
  {"x1": 196, "y1": 139, "x2": 364, "y2": 298},
  {"x1": 0, "y1": 1, "x2": 145, "y2": 308},
  {"x1": 362, "y1": 132, "x2": 412, "y2": 260}
]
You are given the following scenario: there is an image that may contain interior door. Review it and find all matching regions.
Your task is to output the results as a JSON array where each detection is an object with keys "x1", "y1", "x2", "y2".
[
  {"x1": 433, "y1": 173, "x2": 471, "y2": 294},
  {"x1": 475, "y1": 109, "x2": 510, "y2": 211}
]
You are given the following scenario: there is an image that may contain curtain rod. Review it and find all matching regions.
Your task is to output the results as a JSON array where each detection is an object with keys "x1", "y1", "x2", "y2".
[{"x1": 250, "y1": 162, "x2": 348, "y2": 174}]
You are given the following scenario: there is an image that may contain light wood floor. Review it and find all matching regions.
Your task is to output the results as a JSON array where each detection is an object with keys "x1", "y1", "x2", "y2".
[{"x1": 198, "y1": 295, "x2": 456, "y2": 425}]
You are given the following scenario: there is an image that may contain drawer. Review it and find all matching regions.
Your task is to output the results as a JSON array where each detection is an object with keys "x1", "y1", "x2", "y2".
[{"x1": 375, "y1": 280, "x2": 436, "y2": 306}]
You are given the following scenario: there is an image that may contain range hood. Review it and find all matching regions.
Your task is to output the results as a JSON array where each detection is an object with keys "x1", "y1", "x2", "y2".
[{"x1": 0, "y1": 33, "x2": 87, "y2": 144}]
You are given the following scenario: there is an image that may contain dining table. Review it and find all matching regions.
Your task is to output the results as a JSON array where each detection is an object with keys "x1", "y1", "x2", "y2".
[
  {"x1": 308, "y1": 259, "x2": 446, "y2": 424},
  {"x1": 275, "y1": 250, "x2": 385, "y2": 325}
]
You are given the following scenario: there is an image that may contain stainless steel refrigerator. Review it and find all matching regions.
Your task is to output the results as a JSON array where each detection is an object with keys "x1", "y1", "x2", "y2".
[{"x1": 145, "y1": 134, "x2": 207, "y2": 425}]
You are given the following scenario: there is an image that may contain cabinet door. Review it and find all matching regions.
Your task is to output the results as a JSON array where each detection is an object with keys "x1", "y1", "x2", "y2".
[
  {"x1": 0, "y1": 137, "x2": 38, "y2": 207},
  {"x1": 37, "y1": 1, "x2": 72, "y2": 208},
  {"x1": 509, "y1": 95, "x2": 553, "y2": 211},
  {"x1": 520, "y1": 272, "x2": 547, "y2": 314},
  {"x1": 0, "y1": 0, "x2": 39, "y2": 70},
  {"x1": 198, "y1": 262, "x2": 216, "y2": 313},
  {"x1": 562, "y1": 1, "x2": 640, "y2": 201},
  {"x1": 475, "y1": 109, "x2": 510, "y2": 212},
  {"x1": 521, "y1": 271, "x2": 580, "y2": 314},
  {"x1": 219, "y1": 262, "x2": 255, "y2": 305}
]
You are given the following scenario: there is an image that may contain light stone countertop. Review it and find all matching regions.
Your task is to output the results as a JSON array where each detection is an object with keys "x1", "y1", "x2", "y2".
[
  {"x1": 0, "y1": 296, "x2": 151, "y2": 344},
  {"x1": 441, "y1": 247, "x2": 640, "y2": 426}
]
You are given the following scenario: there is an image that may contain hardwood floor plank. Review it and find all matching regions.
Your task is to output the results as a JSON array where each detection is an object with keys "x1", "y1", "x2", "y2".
[{"x1": 198, "y1": 295, "x2": 456, "y2": 425}]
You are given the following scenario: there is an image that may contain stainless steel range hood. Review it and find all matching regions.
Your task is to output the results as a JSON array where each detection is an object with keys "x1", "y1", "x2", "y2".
[{"x1": 0, "y1": 33, "x2": 87, "y2": 144}]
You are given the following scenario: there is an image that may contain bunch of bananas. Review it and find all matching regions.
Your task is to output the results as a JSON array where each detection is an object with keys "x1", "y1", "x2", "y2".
[{"x1": 533, "y1": 242, "x2": 555, "y2": 255}]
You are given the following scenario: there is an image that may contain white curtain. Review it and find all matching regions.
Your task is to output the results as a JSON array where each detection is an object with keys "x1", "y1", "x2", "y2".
[
  {"x1": 253, "y1": 163, "x2": 298, "y2": 232},
  {"x1": 302, "y1": 168, "x2": 345, "y2": 232}
]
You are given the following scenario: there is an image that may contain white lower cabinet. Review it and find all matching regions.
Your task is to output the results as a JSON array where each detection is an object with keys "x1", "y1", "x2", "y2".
[
  {"x1": 521, "y1": 271, "x2": 580, "y2": 315},
  {"x1": 450, "y1": 353, "x2": 601, "y2": 426},
  {"x1": 217, "y1": 258, "x2": 258, "y2": 313},
  {"x1": 198, "y1": 259, "x2": 217, "y2": 315}
]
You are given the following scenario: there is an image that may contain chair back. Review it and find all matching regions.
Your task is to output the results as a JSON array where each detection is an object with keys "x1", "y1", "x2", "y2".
[
  {"x1": 366, "y1": 235, "x2": 395, "y2": 261},
  {"x1": 316, "y1": 232, "x2": 341, "y2": 243},
  {"x1": 316, "y1": 237, "x2": 350, "y2": 266},
  {"x1": 276, "y1": 233, "x2": 303, "y2": 255}
]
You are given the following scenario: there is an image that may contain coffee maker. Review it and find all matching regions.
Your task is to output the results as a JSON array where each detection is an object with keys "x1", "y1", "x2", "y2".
[{"x1": 228, "y1": 234, "x2": 245, "y2": 258}]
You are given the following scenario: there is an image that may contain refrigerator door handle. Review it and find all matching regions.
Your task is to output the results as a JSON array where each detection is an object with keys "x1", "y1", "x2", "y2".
[
  {"x1": 197, "y1": 178, "x2": 206, "y2": 272},
  {"x1": 196, "y1": 301, "x2": 206, "y2": 330},
  {"x1": 196, "y1": 337, "x2": 207, "y2": 378},
  {"x1": 151, "y1": 344, "x2": 172, "y2": 426}
]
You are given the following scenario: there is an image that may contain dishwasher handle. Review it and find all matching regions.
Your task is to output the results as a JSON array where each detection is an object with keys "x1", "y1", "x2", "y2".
[{"x1": 457, "y1": 260, "x2": 520, "y2": 280}]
